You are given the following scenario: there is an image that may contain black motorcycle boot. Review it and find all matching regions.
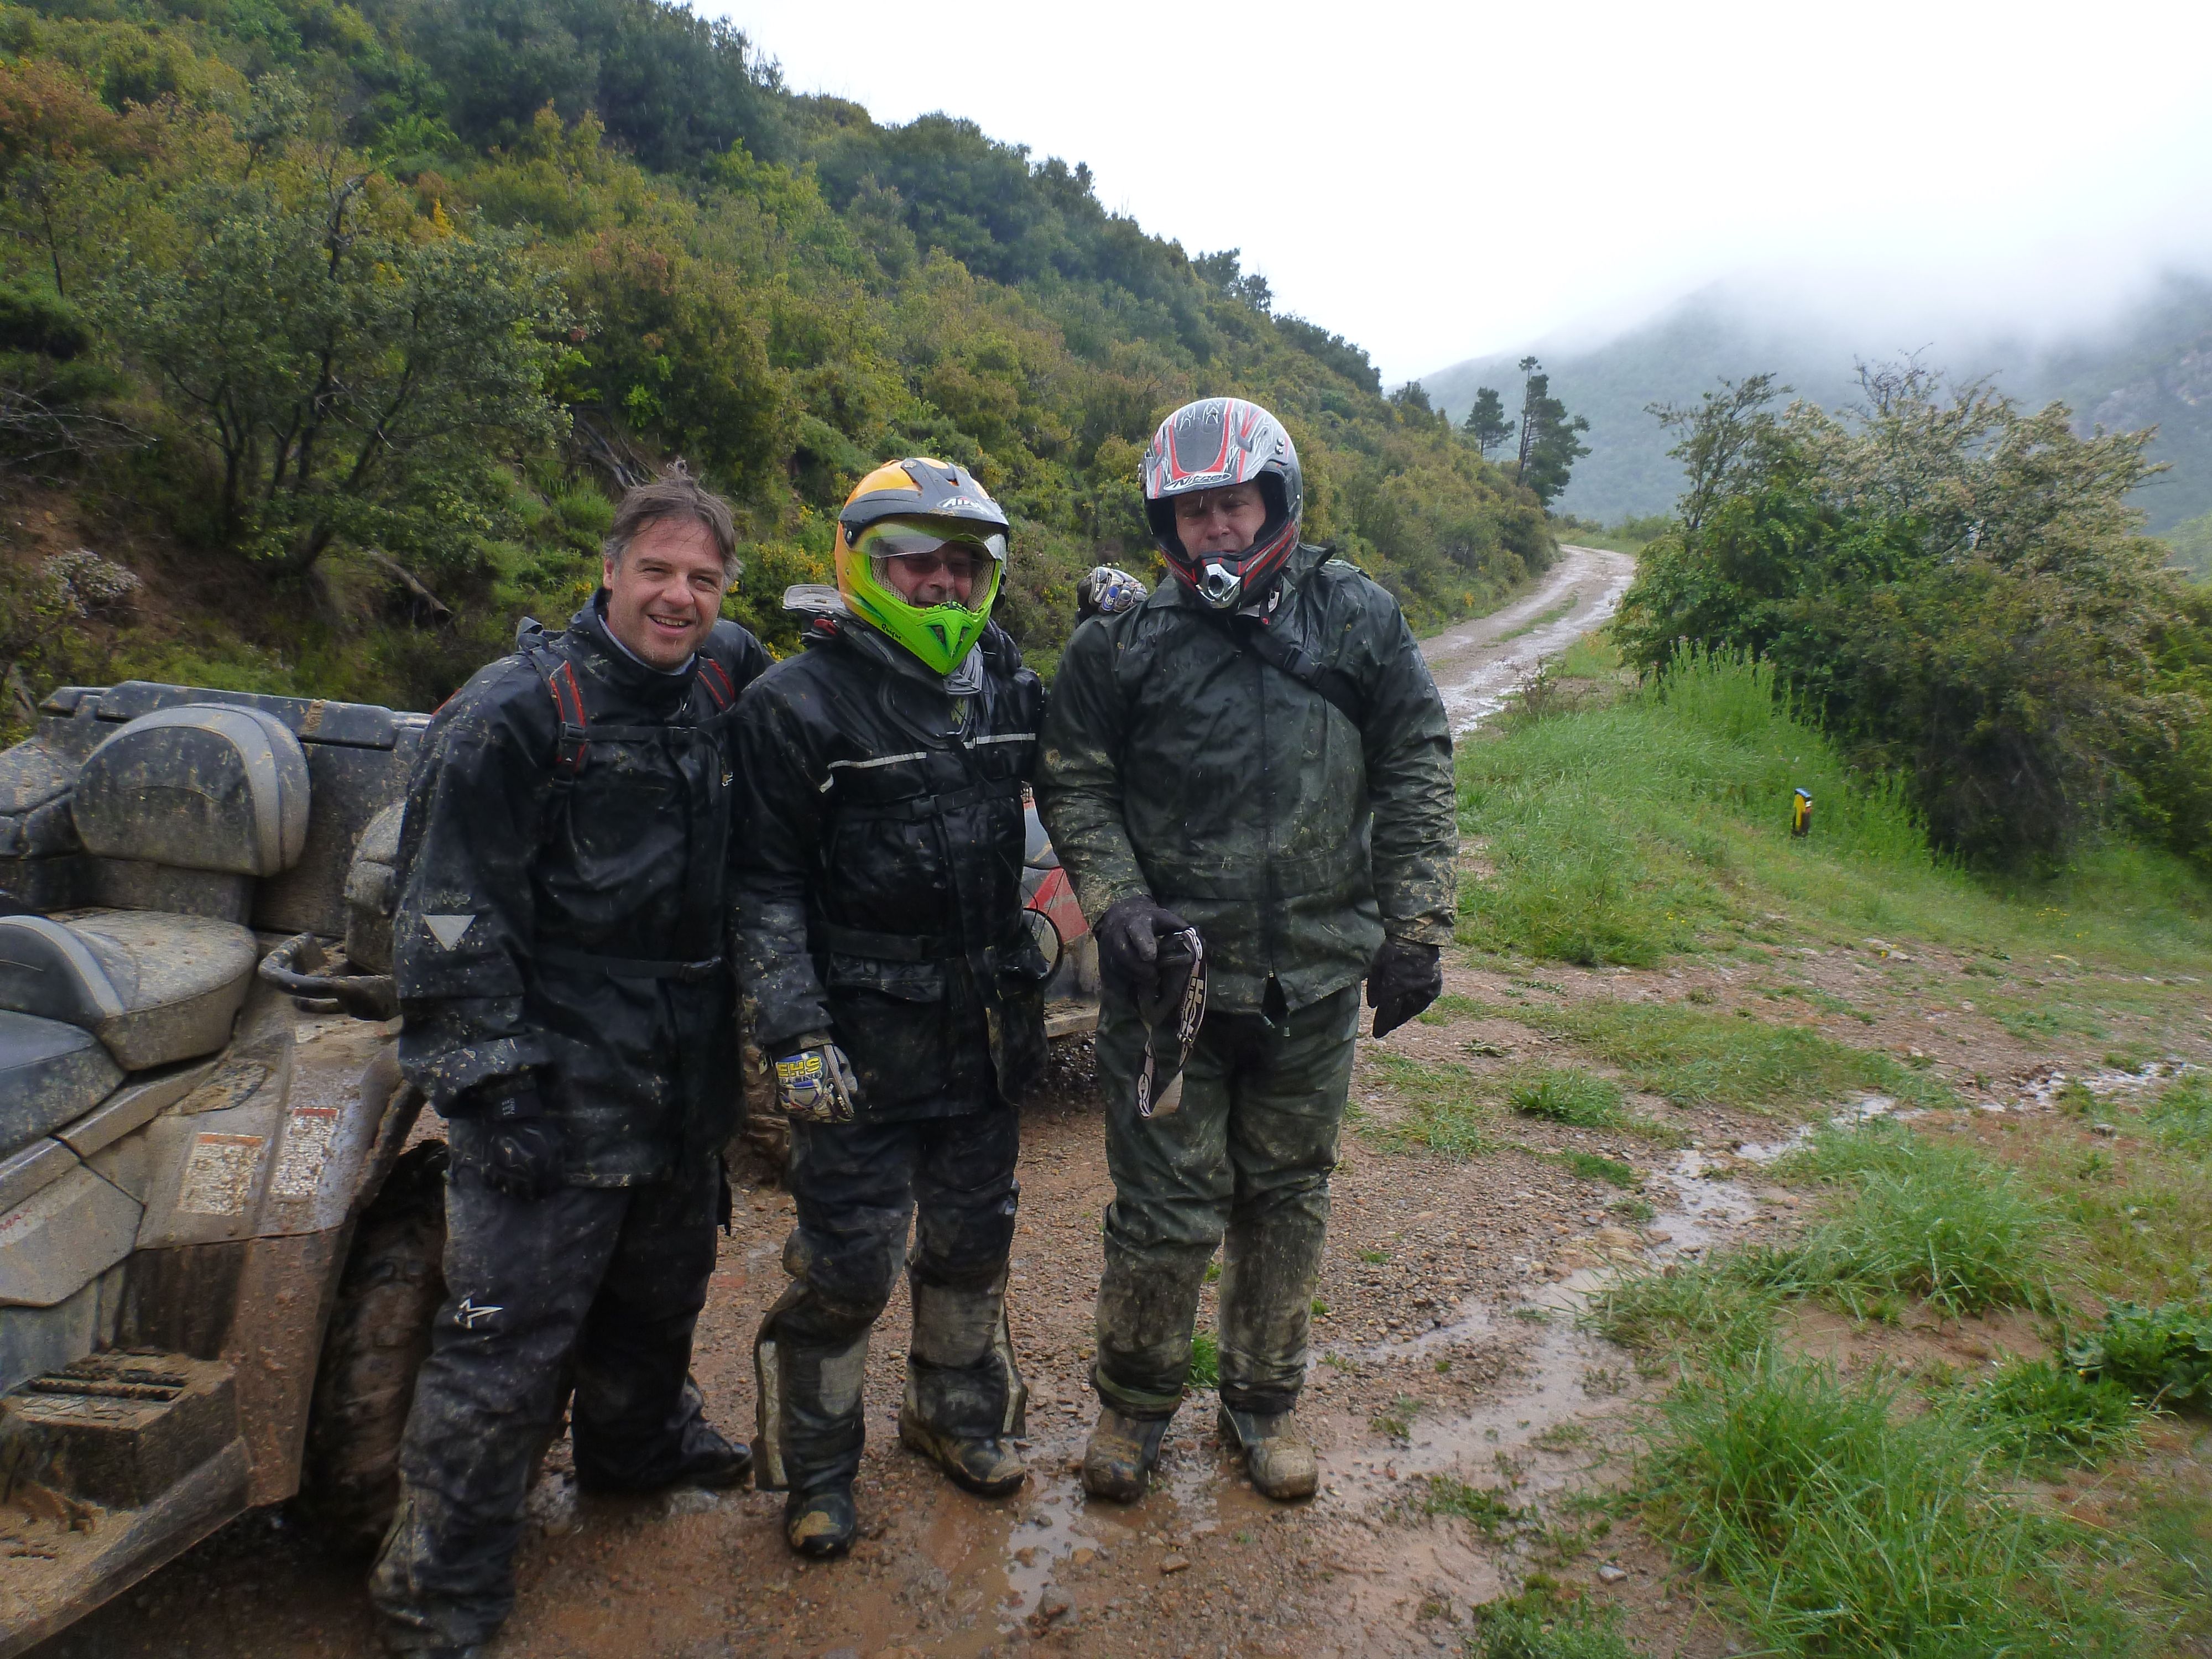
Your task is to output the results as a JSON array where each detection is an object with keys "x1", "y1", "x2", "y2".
[{"x1": 783, "y1": 1484, "x2": 859, "y2": 1558}]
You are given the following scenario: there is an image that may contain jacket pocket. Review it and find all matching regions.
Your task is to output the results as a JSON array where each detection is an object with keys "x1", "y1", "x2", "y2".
[
  {"x1": 823, "y1": 952, "x2": 950, "y2": 1109},
  {"x1": 990, "y1": 943, "x2": 1050, "y2": 1103}
]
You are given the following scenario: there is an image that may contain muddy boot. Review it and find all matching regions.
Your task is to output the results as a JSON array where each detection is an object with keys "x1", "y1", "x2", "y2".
[
  {"x1": 1217, "y1": 1405, "x2": 1318, "y2": 1501},
  {"x1": 784, "y1": 1485, "x2": 857, "y2": 1558},
  {"x1": 900, "y1": 1276, "x2": 1028, "y2": 1498},
  {"x1": 1081, "y1": 1406, "x2": 1171, "y2": 1502},
  {"x1": 896, "y1": 1409, "x2": 1027, "y2": 1497}
]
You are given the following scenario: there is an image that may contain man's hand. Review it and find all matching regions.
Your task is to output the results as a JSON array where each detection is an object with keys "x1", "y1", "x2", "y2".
[
  {"x1": 774, "y1": 1033, "x2": 861, "y2": 1124},
  {"x1": 1096, "y1": 895, "x2": 1201, "y2": 1009},
  {"x1": 1366, "y1": 939, "x2": 1442, "y2": 1039},
  {"x1": 463, "y1": 1077, "x2": 565, "y2": 1201},
  {"x1": 1076, "y1": 566, "x2": 1147, "y2": 622}
]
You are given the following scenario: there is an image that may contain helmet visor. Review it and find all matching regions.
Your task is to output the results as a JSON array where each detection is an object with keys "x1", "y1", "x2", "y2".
[{"x1": 855, "y1": 520, "x2": 1007, "y2": 610}]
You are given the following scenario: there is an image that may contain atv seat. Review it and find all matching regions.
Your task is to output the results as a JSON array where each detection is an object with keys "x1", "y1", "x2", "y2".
[
  {"x1": 0, "y1": 1010, "x2": 122, "y2": 1160},
  {"x1": 0, "y1": 705, "x2": 309, "y2": 1087}
]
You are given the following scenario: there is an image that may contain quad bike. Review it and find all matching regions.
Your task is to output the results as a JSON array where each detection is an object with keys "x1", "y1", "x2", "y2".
[
  {"x1": 0, "y1": 680, "x2": 432, "y2": 1655},
  {"x1": 0, "y1": 675, "x2": 1107, "y2": 1651}
]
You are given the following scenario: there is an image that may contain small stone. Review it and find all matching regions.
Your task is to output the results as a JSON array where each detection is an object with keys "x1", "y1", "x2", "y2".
[
  {"x1": 2091, "y1": 1122, "x2": 2117, "y2": 1138},
  {"x1": 1070, "y1": 1547, "x2": 1096, "y2": 1567},
  {"x1": 1159, "y1": 1553, "x2": 1191, "y2": 1574},
  {"x1": 1014, "y1": 1546, "x2": 1038, "y2": 1567},
  {"x1": 660, "y1": 1487, "x2": 719, "y2": 1518},
  {"x1": 1039, "y1": 1593, "x2": 1072, "y2": 1620},
  {"x1": 1597, "y1": 1563, "x2": 1628, "y2": 1583}
]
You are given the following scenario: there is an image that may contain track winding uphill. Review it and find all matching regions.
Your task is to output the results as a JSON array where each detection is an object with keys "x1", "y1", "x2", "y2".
[{"x1": 1422, "y1": 544, "x2": 1638, "y2": 733}]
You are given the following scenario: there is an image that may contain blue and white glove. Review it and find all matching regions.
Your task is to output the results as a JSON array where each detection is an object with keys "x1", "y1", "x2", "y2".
[
  {"x1": 773, "y1": 1032, "x2": 862, "y2": 1124},
  {"x1": 1077, "y1": 565, "x2": 1148, "y2": 622}
]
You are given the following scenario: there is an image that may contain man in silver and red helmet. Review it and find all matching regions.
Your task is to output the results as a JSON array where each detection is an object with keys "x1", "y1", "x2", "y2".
[
  {"x1": 1142, "y1": 397, "x2": 1305, "y2": 612},
  {"x1": 1037, "y1": 395, "x2": 1458, "y2": 1506}
]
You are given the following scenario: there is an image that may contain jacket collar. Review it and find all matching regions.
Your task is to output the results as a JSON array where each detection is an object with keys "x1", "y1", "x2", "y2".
[
  {"x1": 1148, "y1": 541, "x2": 1329, "y2": 618},
  {"x1": 573, "y1": 592, "x2": 702, "y2": 715}
]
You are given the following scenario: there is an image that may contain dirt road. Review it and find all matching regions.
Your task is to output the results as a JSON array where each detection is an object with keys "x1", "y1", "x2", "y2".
[{"x1": 1422, "y1": 545, "x2": 1637, "y2": 733}]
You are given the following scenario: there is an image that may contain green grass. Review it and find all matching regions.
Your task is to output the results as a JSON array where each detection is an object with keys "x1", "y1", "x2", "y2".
[
  {"x1": 1767, "y1": 1123, "x2": 2057, "y2": 1317},
  {"x1": 2142, "y1": 1073, "x2": 2212, "y2": 1151},
  {"x1": 1559, "y1": 1151, "x2": 1639, "y2": 1188},
  {"x1": 2067, "y1": 1301, "x2": 2212, "y2": 1409},
  {"x1": 1497, "y1": 596, "x2": 1578, "y2": 643},
  {"x1": 1455, "y1": 652, "x2": 2212, "y2": 980},
  {"x1": 1468, "y1": 1592, "x2": 1640, "y2": 1658},
  {"x1": 1526, "y1": 1000, "x2": 1955, "y2": 1114},
  {"x1": 1422, "y1": 1474, "x2": 1524, "y2": 1538},
  {"x1": 1186, "y1": 1331, "x2": 1219, "y2": 1389},
  {"x1": 1582, "y1": 1258, "x2": 1782, "y2": 1370},
  {"x1": 1955, "y1": 1357, "x2": 2144, "y2": 1467},
  {"x1": 1369, "y1": 1055, "x2": 1497, "y2": 1159},
  {"x1": 1507, "y1": 1068, "x2": 1626, "y2": 1127},
  {"x1": 1637, "y1": 1353, "x2": 2133, "y2": 1657}
]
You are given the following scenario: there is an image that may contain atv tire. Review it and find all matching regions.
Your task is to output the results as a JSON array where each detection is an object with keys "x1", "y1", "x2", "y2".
[{"x1": 294, "y1": 1137, "x2": 448, "y2": 1556}]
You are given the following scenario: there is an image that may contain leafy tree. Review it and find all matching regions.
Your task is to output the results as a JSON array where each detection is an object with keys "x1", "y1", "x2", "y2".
[
  {"x1": 1508, "y1": 358, "x2": 1589, "y2": 504},
  {"x1": 1616, "y1": 365, "x2": 2187, "y2": 867},
  {"x1": 102, "y1": 155, "x2": 569, "y2": 573},
  {"x1": 1462, "y1": 386, "x2": 1513, "y2": 459}
]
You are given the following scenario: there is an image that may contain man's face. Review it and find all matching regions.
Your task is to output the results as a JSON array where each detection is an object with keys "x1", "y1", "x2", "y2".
[
  {"x1": 873, "y1": 540, "x2": 985, "y2": 608},
  {"x1": 1173, "y1": 482, "x2": 1267, "y2": 555},
  {"x1": 602, "y1": 516, "x2": 729, "y2": 670}
]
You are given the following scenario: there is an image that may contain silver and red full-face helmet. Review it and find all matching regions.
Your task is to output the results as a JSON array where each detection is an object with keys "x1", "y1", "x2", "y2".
[{"x1": 1141, "y1": 397, "x2": 1303, "y2": 611}]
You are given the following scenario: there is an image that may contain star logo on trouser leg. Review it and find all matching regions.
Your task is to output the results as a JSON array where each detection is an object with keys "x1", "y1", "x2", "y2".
[{"x1": 455, "y1": 1297, "x2": 502, "y2": 1329}]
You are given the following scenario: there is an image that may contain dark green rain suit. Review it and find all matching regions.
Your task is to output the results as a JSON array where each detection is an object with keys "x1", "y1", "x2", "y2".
[{"x1": 1036, "y1": 541, "x2": 1456, "y2": 1423}]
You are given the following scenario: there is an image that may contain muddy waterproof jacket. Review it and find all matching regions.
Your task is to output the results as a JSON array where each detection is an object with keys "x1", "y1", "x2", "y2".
[
  {"x1": 1036, "y1": 542, "x2": 1456, "y2": 1014},
  {"x1": 394, "y1": 596, "x2": 769, "y2": 1185},
  {"x1": 731, "y1": 617, "x2": 1049, "y2": 1118}
]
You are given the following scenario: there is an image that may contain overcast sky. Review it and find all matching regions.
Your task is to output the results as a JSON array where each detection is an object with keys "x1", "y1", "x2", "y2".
[{"x1": 718, "y1": 0, "x2": 2212, "y2": 384}]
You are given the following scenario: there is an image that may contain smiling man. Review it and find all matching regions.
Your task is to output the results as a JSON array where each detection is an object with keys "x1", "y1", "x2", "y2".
[{"x1": 370, "y1": 466, "x2": 768, "y2": 1658}]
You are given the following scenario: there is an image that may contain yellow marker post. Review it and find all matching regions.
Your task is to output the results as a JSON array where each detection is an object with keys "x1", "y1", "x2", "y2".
[{"x1": 1791, "y1": 788, "x2": 1813, "y2": 837}]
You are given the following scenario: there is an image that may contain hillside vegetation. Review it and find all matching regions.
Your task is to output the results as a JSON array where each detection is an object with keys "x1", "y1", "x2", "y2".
[{"x1": 0, "y1": 0, "x2": 1550, "y2": 718}]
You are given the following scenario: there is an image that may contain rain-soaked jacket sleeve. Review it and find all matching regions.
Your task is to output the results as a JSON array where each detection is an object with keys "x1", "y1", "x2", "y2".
[
  {"x1": 730, "y1": 683, "x2": 833, "y2": 1053},
  {"x1": 1035, "y1": 617, "x2": 1151, "y2": 924},
  {"x1": 1361, "y1": 606, "x2": 1458, "y2": 946},
  {"x1": 392, "y1": 664, "x2": 556, "y2": 1111}
]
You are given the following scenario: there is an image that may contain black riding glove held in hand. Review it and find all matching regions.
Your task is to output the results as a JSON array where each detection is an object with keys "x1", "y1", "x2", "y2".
[
  {"x1": 465, "y1": 1078, "x2": 564, "y2": 1201},
  {"x1": 1366, "y1": 939, "x2": 1443, "y2": 1039},
  {"x1": 1095, "y1": 895, "x2": 1200, "y2": 1008}
]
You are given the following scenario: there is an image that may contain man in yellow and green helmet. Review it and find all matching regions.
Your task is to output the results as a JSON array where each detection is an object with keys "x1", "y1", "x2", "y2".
[{"x1": 729, "y1": 459, "x2": 1048, "y2": 1557}]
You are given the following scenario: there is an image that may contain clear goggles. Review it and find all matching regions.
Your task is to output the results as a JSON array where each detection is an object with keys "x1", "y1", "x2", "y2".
[{"x1": 855, "y1": 520, "x2": 1007, "y2": 583}]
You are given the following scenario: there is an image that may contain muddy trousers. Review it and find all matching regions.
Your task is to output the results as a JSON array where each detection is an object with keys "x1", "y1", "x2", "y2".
[
  {"x1": 754, "y1": 1101, "x2": 1025, "y2": 1498},
  {"x1": 368, "y1": 1156, "x2": 721, "y2": 1651},
  {"x1": 1092, "y1": 983, "x2": 1359, "y2": 1421}
]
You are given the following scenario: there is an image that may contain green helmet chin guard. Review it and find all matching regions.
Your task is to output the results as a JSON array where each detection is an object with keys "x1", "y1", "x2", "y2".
[{"x1": 834, "y1": 458, "x2": 1010, "y2": 676}]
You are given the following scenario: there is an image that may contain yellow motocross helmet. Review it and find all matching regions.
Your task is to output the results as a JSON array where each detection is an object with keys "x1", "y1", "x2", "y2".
[{"x1": 833, "y1": 458, "x2": 1009, "y2": 675}]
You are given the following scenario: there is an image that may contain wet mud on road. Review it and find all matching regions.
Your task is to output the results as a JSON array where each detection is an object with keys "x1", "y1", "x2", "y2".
[{"x1": 1421, "y1": 545, "x2": 1637, "y2": 734}]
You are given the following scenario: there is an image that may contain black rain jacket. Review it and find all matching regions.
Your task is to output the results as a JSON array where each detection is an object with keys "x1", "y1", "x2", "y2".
[
  {"x1": 393, "y1": 594, "x2": 768, "y2": 1185},
  {"x1": 1036, "y1": 542, "x2": 1457, "y2": 1014},
  {"x1": 731, "y1": 614, "x2": 1049, "y2": 1120}
]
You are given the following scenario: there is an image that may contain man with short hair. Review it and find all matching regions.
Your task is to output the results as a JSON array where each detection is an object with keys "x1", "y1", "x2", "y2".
[
  {"x1": 371, "y1": 466, "x2": 767, "y2": 1657},
  {"x1": 1038, "y1": 397, "x2": 1457, "y2": 1506}
]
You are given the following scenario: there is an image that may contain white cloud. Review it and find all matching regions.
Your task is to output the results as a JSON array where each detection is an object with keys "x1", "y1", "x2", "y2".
[{"x1": 721, "y1": 0, "x2": 2212, "y2": 379}]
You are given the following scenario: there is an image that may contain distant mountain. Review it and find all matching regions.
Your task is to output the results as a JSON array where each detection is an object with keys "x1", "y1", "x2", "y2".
[{"x1": 1424, "y1": 273, "x2": 2212, "y2": 533}]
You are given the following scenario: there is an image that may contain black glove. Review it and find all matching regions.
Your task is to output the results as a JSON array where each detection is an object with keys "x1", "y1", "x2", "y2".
[
  {"x1": 1365, "y1": 939, "x2": 1442, "y2": 1040},
  {"x1": 1095, "y1": 895, "x2": 1201, "y2": 1008},
  {"x1": 461, "y1": 1076, "x2": 564, "y2": 1201}
]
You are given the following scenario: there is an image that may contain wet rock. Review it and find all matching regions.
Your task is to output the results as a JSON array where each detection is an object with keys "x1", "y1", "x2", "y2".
[
  {"x1": 1597, "y1": 1564, "x2": 1627, "y2": 1583},
  {"x1": 661, "y1": 1488, "x2": 721, "y2": 1517},
  {"x1": 1159, "y1": 1553, "x2": 1191, "y2": 1574}
]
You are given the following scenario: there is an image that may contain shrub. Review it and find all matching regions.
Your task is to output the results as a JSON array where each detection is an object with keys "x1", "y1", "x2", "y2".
[{"x1": 2067, "y1": 1301, "x2": 2212, "y2": 1408}]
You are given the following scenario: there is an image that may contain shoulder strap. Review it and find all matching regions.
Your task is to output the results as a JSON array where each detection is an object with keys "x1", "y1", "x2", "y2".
[
  {"x1": 696, "y1": 656, "x2": 737, "y2": 712},
  {"x1": 523, "y1": 644, "x2": 591, "y2": 780},
  {"x1": 1234, "y1": 614, "x2": 1365, "y2": 727}
]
